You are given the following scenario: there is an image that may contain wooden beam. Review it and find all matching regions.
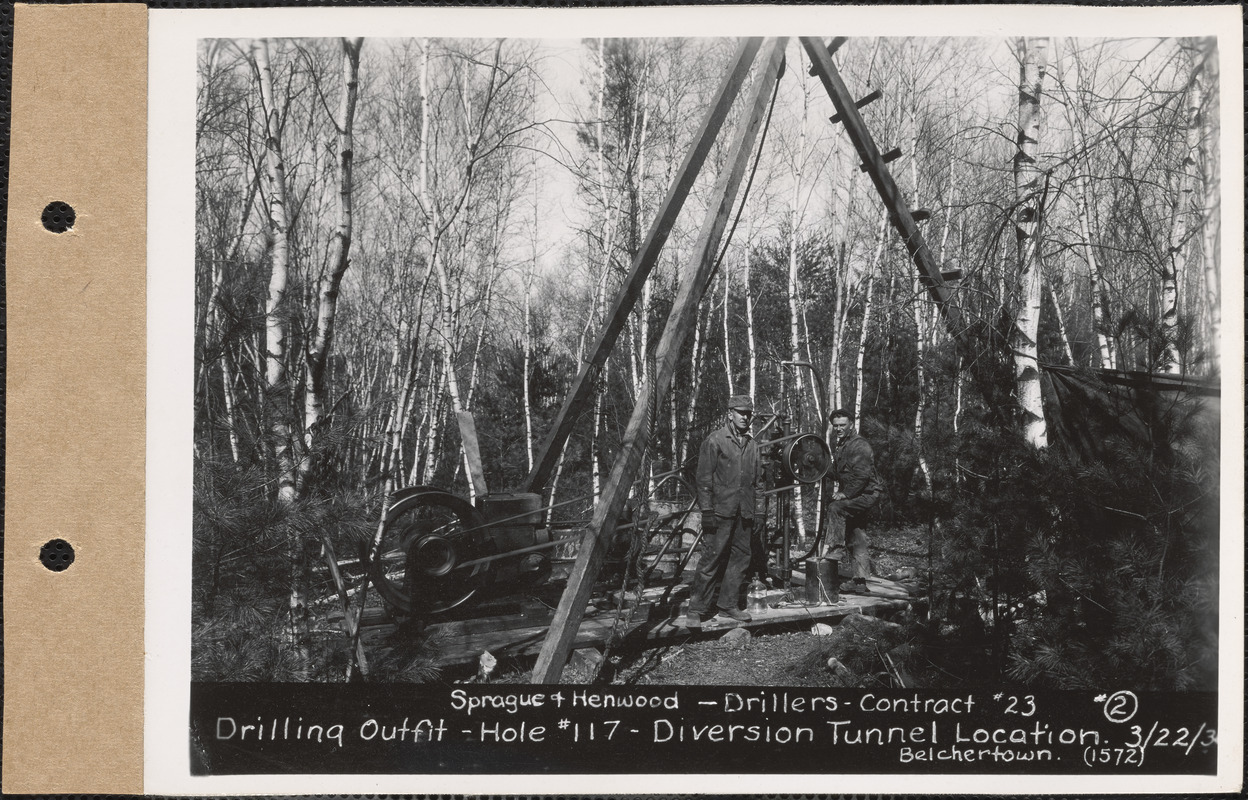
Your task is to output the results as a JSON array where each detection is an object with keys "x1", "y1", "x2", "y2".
[
  {"x1": 828, "y1": 88, "x2": 881, "y2": 124},
  {"x1": 808, "y1": 36, "x2": 848, "y2": 72},
  {"x1": 523, "y1": 38, "x2": 765, "y2": 495},
  {"x1": 454, "y1": 410, "x2": 488, "y2": 498},
  {"x1": 859, "y1": 146, "x2": 902, "y2": 171},
  {"x1": 530, "y1": 38, "x2": 789, "y2": 683},
  {"x1": 801, "y1": 37, "x2": 963, "y2": 336}
]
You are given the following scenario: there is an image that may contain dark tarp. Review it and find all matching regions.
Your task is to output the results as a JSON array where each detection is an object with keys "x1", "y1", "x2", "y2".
[{"x1": 1040, "y1": 364, "x2": 1219, "y2": 463}]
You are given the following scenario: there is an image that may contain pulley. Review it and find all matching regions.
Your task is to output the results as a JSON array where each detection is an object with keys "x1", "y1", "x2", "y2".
[
  {"x1": 370, "y1": 486, "x2": 494, "y2": 616},
  {"x1": 780, "y1": 433, "x2": 831, "y2": 484}
]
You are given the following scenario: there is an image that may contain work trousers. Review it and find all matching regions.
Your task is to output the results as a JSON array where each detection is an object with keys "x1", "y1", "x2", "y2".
[
  {"x1": 688, "y1": 512, "x2": 752, "y2": 615},
  {"x1": 820, "y1": 493, "x2": 877, "y2": 579}
]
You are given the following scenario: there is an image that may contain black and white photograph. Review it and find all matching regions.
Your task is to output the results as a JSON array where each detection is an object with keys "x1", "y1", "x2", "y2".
[{"x1": 146, "y1": 4, "x2": 1242, "y2": 793}]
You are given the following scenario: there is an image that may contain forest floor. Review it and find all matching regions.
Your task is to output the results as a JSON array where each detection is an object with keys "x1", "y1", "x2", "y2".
[{"x1": 551, "y1": 525, "x2": 932, "y2": 687}]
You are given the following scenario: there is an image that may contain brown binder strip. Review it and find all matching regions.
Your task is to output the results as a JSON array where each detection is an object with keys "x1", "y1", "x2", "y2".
[{"x1": 4, "y1": 3, "x2": 147, "y2": 794}]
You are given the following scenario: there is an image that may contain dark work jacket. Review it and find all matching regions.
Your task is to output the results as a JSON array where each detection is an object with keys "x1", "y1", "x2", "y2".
[
  {"x1": 696, "y1": 423, "x2": 763, "y2": 520},
  {"x1": 832, "y1": 432, "x2": 884, "y2": 499}
]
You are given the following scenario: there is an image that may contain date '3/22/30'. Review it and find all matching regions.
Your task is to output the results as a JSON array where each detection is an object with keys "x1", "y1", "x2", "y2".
[
  {"x1": 1126, "y1": 723, "x2": 1217, "y2": 752},
  {"x1": 1083, "y1": 721, "x2": 1217, "y2": 769},
  {"x1": 1083, "y1": 723, "x2": 1219, "y2": 767}
]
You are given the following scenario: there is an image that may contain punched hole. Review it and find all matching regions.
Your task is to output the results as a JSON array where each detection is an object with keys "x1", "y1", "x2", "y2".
[
  {"x1": 40, "y1": 539, "x2": 75, "y2": 572},
  {"x1": 42, "y1": 201, "x2": 76, "y2": 233}
]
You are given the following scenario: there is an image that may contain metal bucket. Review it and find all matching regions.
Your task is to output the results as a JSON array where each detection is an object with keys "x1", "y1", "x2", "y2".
[{"x1": 804, "y1": 558, "x2": 839, "y2": 605}]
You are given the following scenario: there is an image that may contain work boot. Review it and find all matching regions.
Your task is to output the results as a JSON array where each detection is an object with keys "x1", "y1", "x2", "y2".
[
  {"x1": 840, "y1": 578, "x2": 870, "y2": 595},
  {"x1": 717, "y1": 607, "x2": 752, "y2": 623},
  {"x1": 683, "y1": 611, "x2": 708, "y2": 628}
]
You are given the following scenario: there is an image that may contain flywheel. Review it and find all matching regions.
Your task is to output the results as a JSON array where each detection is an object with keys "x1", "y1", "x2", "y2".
[
  {"x1": 780, "y1": 433, "x2": 831, "y2": 484},
  {"x1": 369, "y1": 487, "x2": 494, "y2": 616}
]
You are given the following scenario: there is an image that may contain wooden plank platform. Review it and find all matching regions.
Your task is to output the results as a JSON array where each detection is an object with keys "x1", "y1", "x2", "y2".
[
  {"x1": 786, "y1": 571, "x2": 918, "y2": 600},
  {"x1": 639, "y1": 586, "x2": 912, "y2": 642},
  {"x1": 429, "y1": 602, "x2": 654, "y2": 667},
  {"x1": 356, "y1": 575, "x2": 918, "y2": 671}
]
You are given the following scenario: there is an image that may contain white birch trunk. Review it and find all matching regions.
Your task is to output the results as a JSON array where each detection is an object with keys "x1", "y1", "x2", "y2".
[
  {"x1": 787, "y1": 176, "x2": 806, "y2": 412},
  {"x1": 669, "y1": 380, "x2": 679, "y2": 469},
  {"x1": 397, "y1": 262, "x2": 436, "y2": 479},
  {"x1": 1162, "y1": 192, "x2": 1184, "y2": 374},
  {"x1": 913, "y1": 274, "x2": 932, "y2": 496},
  {"x1": 722, "y1": 269, "x2": 733, "y2": 395},
  {"x1": 801, "y1": 303, "x2": 822, "y2": 420},
  {"x1": 679, "y1": 304, "x2": 708, "y2": 469},
  {"x1": 220, "y1": 349, "x2": 241, "y2": 465},
  {"x1": 432, "y1": 258, "x2": 478, "y2": 499},
  {"x1": 465, "y1": 242, "x2": 500, "y2": 411},
  {"x1": 420, "y1": 355, "x2": 444, "y2": 486},
  {"x1": 827, "y1": 275, "x2": 844, "y2": 412},
  {"x1": 251, "y1": 37, "x2": 308, "y2": 673},
  {"x1": 303, "y1": 38, "x2": 363, "y2": 482},
  {"x1": 953, "y1": 357, "x2": 964, "y2": 437},
  {"x1": 626, "y1": 68, "x2": 651, "y2": 403},
  {"x1": 953, "y1": 354, "x2": 964, "y2": 485},
  {"x1": 1197, "y1": 51, "x2": 1220, "y2": 372},
  {"x1": 744, "y1": 207, "x2": 758, "y2": 400},
  {"x1": 787, "y1": 67, "x2": 809, "y2": 539},
  {"x1": 394, "y1": 338, "x2": 427, "y2": 487},
  {"x1": 1011, "y1": 36, "x2": 1050, "y2": 448},
  {"x1": 416, "y1": 42, "x2": 442, "y2": 487},
  {"x1": 826, "y1": 169, "x2": 859, "y2": 415},
  {"x1": 1075, "y1": 170, "x2": 1116, "y2": 369},
  {"x1": 385, "y1": 323, "x2": 407, "y2": 480},
  {"x1": 252, "y1": 38, "x2": 298, "y2": 507},
  {"x1": 853, "y1": 270, "x2": 875, "y2": 419},
  {"x1": 637, "y1": 68, "x2": 652, "y2": 390},
  {"x1": 523, "y1": 175, "x2": 538, "y2": 474},
  {"x1": 1046, "y1": 280, "x2": 1074, "y2": 365},
  {"x1": 588, "y1": 37, "x2": 616, "y2": 503},
  {"x1": 591, "y1": 379, "x2": 604, "y2": 501},
  {"x1": 205, "y1": 253, "x2": 242, "y2": 465},
  {"x1": 907, "y1": 111, "x2": 932, "y2": 493},
  {"x1": 1161, "y1": 50, "x2": 1203, "y2": 375}
]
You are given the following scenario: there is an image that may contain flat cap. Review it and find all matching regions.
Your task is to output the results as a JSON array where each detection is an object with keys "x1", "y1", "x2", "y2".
[{"x1": 728, "y1": 394, "x2": 754, "y2": 411}]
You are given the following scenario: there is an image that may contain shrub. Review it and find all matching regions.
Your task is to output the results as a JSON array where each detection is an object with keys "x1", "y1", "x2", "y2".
[{"x1": 927, "y1": 386, "x2": 1218, "y2": 690}]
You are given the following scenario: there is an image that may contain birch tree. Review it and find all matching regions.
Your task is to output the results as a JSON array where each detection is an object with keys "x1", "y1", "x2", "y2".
[
  {"x1": 1010, "y1": 36, "x2": 1050, "y2": 448},
  {"x1": 302, "y1": 38, "x2": 364, "y2": 482},
  {"x1": 1194, "y1": 40, "x2": 1220, "y2": 371},
  {"x1": 1159, "y1": 39, "x2": 1207, "y2": 375},
  {"x1": 252, "y1": 38, "x2": 300, "y2": 504}
]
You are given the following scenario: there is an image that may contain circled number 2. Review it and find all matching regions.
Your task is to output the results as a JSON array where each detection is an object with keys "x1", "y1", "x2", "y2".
[{"x1": 1103, "y1": 691, "x2": 1139, "y2": 723}]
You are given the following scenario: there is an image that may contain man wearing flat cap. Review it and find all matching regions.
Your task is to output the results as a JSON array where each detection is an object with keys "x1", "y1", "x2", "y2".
[{"x1": 686, "y1": 394, "x2": 764, "y2": 627}]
